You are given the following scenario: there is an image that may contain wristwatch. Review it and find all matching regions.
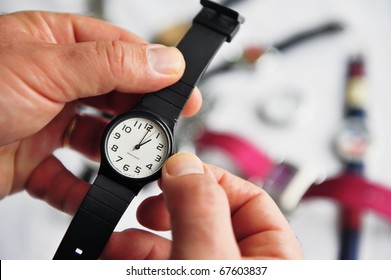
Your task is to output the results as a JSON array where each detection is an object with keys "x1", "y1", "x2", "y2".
[
  {"x1": 53, "y1": 0, "x2": 243, "y2": 260},
  {"x1": 334, "y1": 55, "x2": 370, "y2": 172}
]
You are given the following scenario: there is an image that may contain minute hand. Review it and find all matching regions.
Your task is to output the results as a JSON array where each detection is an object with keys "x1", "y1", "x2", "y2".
[
  {"x1": 138, "y1": 139, "x2": 151, "y2": 147},
  {"x1": 138, "y1": 130, "x2": 149, "y2": 145}
]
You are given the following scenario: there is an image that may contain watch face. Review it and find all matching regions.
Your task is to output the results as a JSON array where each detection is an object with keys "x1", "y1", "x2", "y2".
[
  {"x1": 335, "y1": 117, "x2": 370, "y2": 163},
  {"x1": 105, "y1": 115, "x2": 172, "y2": 179}
]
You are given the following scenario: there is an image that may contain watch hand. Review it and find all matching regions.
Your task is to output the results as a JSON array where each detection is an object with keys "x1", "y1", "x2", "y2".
[
  {"x1": 138, "y1": 139, "x2": 152, "y2": 147},
  {"x1": 134, "y1": 137, "x2": 154, "y2": 150},
  {"x1": 134, "y1": 130, "x2": 150, "y2": 150},
  {"x1": 138, "y1": 130, "x2": 149, "y2": 145},
  {"x1": 141, "y1": 131, "x2": 157, "y2": 144}
]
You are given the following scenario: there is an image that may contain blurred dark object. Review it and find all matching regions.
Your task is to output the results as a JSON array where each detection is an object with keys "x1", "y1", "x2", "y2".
[
  {"x1": 276, "y1": 21, "x2": 343, "y2": 52},
  {"x1": 220, "y1": 0, "x2": 246, "y2": 7},
  {"x1": 87, "y1": 0, "x2": 104, "y2": 18},
  {"x1": 203, "y1": 21, "x2": 344, "y2": 80},
  {"x1": 154, "y1": 0, "x2": 249, "y2": 46}
]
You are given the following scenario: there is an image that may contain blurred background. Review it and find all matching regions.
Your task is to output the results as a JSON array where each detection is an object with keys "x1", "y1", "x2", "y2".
[{"x1": 0, "y1": 0, "x2": 391, "y2": 259}]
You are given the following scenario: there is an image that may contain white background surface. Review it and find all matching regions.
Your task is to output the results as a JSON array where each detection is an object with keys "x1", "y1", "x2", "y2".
[{"x1": 0, "y1": 0, "x2": 391, "y2": 259}]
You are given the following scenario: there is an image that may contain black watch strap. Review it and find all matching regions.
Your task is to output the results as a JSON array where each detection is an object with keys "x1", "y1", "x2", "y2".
[
  {"x1": 140, "y1": 0, "x2": 243, "y2": 123},
  {"x1": 53, "y1": 175, "x2": 136, "y2": 259}
]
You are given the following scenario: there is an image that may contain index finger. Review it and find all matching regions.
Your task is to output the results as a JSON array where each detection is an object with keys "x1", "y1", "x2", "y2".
[
  {"x1": 207, "y1": 164, "x2": 303, "y2": 259},
  {"x1": 81, "y1": 87, "x2": 202, "y2": 117}
]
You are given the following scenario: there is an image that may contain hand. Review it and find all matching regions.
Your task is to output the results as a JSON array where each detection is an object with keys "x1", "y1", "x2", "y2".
[
  {"x1": 102, "y1": 153, "x2": 304, "y2": 260},
  {"x1": 0, "y1": 11, "x2": 201, "y2": 199}
]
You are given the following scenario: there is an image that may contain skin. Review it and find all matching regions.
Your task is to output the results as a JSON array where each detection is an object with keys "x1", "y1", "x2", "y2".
[{"x1": 0, "y1": 11, "x2": 303, "y2": 260}]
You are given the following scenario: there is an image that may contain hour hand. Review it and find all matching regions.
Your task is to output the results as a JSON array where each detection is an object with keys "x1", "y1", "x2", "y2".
[
  {"x1": 134, "y1": 130, "x2": 150, "y2": 150},
  {"x1": 134, "y1": 139, "x2": 151, "y2": 150},
  {"x1": 138, "y1": 131, "x2": 149, "y2": 145}
]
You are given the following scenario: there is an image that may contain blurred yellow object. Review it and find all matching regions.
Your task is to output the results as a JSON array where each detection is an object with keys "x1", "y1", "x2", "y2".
[{"x1": 153, "y1": 22, "x2": 191, "y2": 46}]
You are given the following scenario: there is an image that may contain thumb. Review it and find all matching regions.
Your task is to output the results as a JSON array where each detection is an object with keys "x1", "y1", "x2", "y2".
[
  {"x1": 20, "y1": 42, "x2": 185, "y2": 102},
  {"x1": 161, "y1": 152, "x2": 241, "y2": 259}
]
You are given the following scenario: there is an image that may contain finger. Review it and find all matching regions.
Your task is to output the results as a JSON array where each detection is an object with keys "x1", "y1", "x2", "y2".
[
  {"x1": 181, "y1": 88, "x2": 202, "y2": 117},
  {"x1": 25, "y1": 155, "x2": 89, "y2": 215},
  {"x1": 101, "y1": 229, "x2": 172, "y2": 260},
  {"x1": 136, "y1": 168, "x2": 266, "y2": 234},
  {"x1": 4, "y1": 11, "x2": 147, "y2": 44},
  {"x1": 64, "y1": 113, "x2": 109, "y2": 161},
  {"x1": 136, "y1": 193, "x2": 171, "y2": 231},
  {"x1": 68, "y1": 13, "x2": 146, "y2": 43},
  {"x1": 137, "y1": 159, "x2": 263, "y2": 237},
  {"x1": 161, "y1": 152, "x2": 241, "y2": 259},
  {"x1": 136, "y1": 160, "x2": 266, "y2": 235},
  {"x1": 205, "y1": 164, "x2": 304, "y2": 259},
  {"x1": 11, "y1": 42, "x2": 185, "y2": 103},
  {"x1": 160, "y1": 153, "x2": 303, "y2": 259},
  {"x1": 0, "y1": 42, "x2": 185, "y2": 123},
  {"x1": 82, "y1": 87, "x2": 202, "y2": 117},
  {"x1": 11, "y1": 103, "x2": 77, "y2": 192},
  {"x1": 81, "y1": 92, "x2": 143, "y2": 116}
]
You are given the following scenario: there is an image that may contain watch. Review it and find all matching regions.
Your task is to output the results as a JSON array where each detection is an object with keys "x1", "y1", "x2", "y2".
[
  {"x1": 53, "y1": 0, "x2": 243, "y2": 260},
  {"x1": 334, "y1": 54, "x2": 370, "y2": 172},
  {"x1": 334, "y1": 116, "x2": 370, "y2": 165}
]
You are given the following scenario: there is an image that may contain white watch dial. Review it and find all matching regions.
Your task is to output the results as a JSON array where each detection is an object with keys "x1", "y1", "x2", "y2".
[
  {"x1": 335, "y1": 117, "x2": 370, "y2": 163},
  {"x1": 105, "y1": 116, "x2": 171, "y2": 179}
]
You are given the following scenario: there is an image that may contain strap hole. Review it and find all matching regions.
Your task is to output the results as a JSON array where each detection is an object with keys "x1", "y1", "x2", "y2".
[{"x1": 75, "y1": 248, "x2": 83, "y2": 255}]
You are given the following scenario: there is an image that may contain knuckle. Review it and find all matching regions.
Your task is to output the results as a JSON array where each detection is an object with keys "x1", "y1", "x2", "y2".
[
  {"x1": 184, "y1": 175, "x2": 226, "y2": 205},
  {"x1": 96, "y1": 40, "x2": 143, "y2": 80}
]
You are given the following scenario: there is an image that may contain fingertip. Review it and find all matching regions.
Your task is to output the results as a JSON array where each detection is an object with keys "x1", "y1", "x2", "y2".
[
  {"x1": 181, "y1": 88, "x2": 203, "y2": 117},
  {"x1": 163, "y1": 152, "x2": 204, "y2": 177},
  {"x1": 146, "y1": 45, "x2": 185, "y2": 76},
  {"x1": 101, "y1": 229, "x2": 171, "y2": 260}
]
